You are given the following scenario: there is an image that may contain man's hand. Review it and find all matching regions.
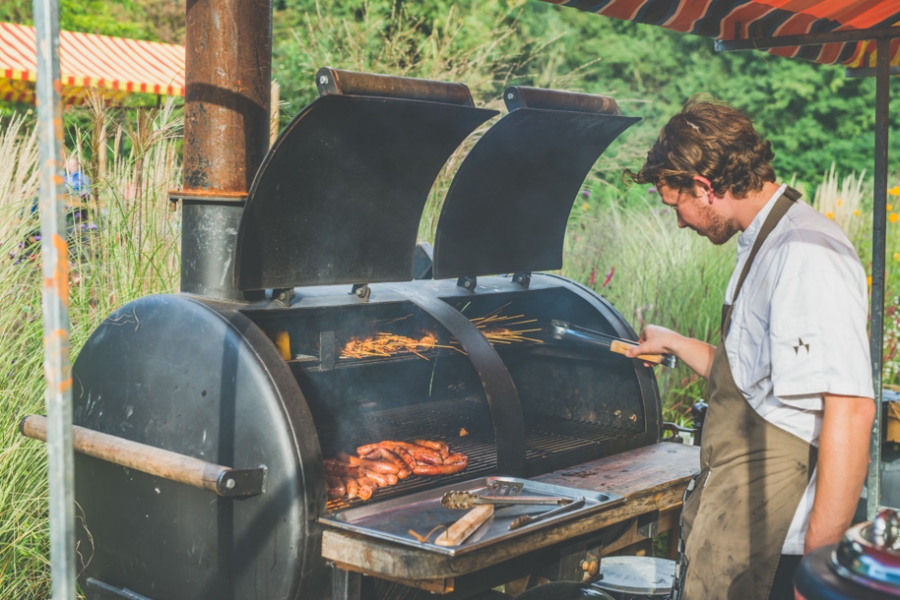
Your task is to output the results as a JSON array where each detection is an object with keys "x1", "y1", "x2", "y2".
[
  {"x1": 804, "y1": 394, "x2": 875, "y2": 553},
  {"x1": 625, "y1": 325, "x2": 717, "y2": 379}
]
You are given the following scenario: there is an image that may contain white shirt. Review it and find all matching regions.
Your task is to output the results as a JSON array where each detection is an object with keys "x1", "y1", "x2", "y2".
[{"x1": 723, "y1": 184, "x2": 874, "y2": 555}]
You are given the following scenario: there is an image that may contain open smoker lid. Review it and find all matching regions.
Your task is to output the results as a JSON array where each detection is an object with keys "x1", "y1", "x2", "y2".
[
  {"x1": 432, "y1": 86, "x2": 639, "y2": 280},
  {"x1": 234, "y1": 68, "x2": 497, "y2": 290}
]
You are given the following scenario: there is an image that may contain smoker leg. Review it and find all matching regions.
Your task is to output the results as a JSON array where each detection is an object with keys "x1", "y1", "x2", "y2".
[{"x1": 332, "y1": 567, "x2": 362, "y2": 600}]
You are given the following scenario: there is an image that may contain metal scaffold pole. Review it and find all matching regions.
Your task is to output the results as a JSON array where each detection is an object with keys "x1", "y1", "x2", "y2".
[
  {"x1": 868, "y1": 36, "x2": 890, "y2": 520},
  {"x1": 33, "y1": 0, "x2": 76, "y2": 596}
]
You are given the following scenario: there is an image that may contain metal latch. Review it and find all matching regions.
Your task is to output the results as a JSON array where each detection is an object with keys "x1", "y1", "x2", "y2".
[{"x1": 637, "y1": 509, "x2": 660, "y2": 538}]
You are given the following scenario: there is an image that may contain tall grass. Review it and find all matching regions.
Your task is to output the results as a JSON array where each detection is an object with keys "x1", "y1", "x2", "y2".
[{"x1": 0, "y1": 105, "x2": 181, "y2": 599}]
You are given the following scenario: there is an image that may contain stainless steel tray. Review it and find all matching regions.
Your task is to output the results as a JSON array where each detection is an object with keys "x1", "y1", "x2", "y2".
[{"x1": 319, "y1": 476, "x2": 624, "y2": 556}]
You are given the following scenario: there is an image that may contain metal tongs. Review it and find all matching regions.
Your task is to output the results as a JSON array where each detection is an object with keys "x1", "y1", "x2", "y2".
[
  {"x1": 550, "y1": 320, "x2": 677, "y2": 368},
  {"x1": 441, "y1": 490, "x2": 572, "y2": 510}
]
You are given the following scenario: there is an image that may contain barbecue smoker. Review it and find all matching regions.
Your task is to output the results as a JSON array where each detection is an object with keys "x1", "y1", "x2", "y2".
[{"x1": 58, "y1": 70, "x2": 663, "y2": 599}]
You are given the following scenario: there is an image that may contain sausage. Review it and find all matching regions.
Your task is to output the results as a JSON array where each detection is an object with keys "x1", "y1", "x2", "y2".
[
  {"x1": 380, "y1": 441, "x2": 443, "y2": 464},
  {"x1": 414, "y1": 439, "x2": 450, "y2": 459},
  {"x1": 325, "y1": 476, "x2": 346, "y2": 499},
  {"x1": 356, "y1": 443, "x2": 381, "y2": 456},
  {"x1": 323, "y1": 459, "x2": 359, "y2": 477},
  {"x1": 362, "y1": 470, "x2": 392, "y2": 487},
  {"x1": 392, "y1": 447, "x2": 418, "y2": 470},
  {"x1": 397, "y1": 467, "x2": 411, "y2": 480},
  {"x1": 343, "y1": 477, "x2": 359, "y2": 500},
  {"x1": 385, "y1": 473, "x2": 399, "y2": 486},
  {"x1": 360, "y1": 458, "x2": 400, "y2": 474},
  {"x1": 412, "y1": 462, "x2": 468, "y2": 476},
  {"x1": 356, "y1": 478, "x2": 375, "y2": 500},
  {"x1": 443, "y1": 453, "x2": 467, "y2": 465},
  {"x1": 367, "y1": 448, "x2": 405, "y2": 470}
]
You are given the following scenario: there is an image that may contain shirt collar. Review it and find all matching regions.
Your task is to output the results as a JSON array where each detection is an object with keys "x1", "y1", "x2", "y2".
[{"x1": 737, "y1": 183, "x2": 787, "y2": 256}]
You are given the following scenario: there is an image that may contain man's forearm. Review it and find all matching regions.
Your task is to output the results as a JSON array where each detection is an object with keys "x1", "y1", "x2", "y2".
[
  {"x1": 669, "y1": 335, "x2": 717, "y2": 380},
  {"x1": 805, "y1": 394, "x2": 875, "y2": 553},
  {"x1": 626, "y1": 325, "x2": 716, "y2": 379}
]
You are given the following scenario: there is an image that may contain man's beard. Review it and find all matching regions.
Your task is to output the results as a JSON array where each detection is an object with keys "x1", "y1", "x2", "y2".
[{"x1": 697, "y1": 203, "x2": 739, "y2": 245}]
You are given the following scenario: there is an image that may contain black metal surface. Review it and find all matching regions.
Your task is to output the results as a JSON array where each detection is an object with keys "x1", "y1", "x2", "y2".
[
  {"x1": 72, "y1": 295, "x2": 326, "y2": 600},
  {"x1": 432, "y1": 106, "x2": 638, "y2": 279},
  {"x1": 234, "y1": 94, "x2": 496, "y2": 291},
  {"x1": 794, "y1": 545, "x2": 897, "y2": 600},
  {"x1": 397, "y1": 288, "x2": 527, "y2": 475},
  {"x1": 181, "y1": 202, "x2": 249, "y2": 300},
  {"x1": 316, "y1": 67, "x2": 475, "y2": 106},
  {"x1": 86, "y1": 578, "x2": 156, "y2": 600}
]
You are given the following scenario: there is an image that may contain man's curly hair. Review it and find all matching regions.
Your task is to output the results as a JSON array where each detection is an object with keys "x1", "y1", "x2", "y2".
[{"x1": 625, "y1": 97, "x2": 776, "y2": 198}]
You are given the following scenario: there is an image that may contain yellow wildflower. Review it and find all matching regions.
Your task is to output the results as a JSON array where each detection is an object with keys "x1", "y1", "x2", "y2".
[
  {"x1": 825, "y1": 211, "x2": 834, "y2": 220},
  {"x1": 890, "y1": 186, "x2": 900, "y2": 196},
  {"x1": 837, "y1": 199, "x2": 843, "y2": 207},
  {"x1": 891, "y1": 213, "x2": 899, "y2": 224},
  {"x1": 854, "y1": 210, "x2": 860, "y2": 216},
  {"x1": 582, "y1": 202, "x2": 589, "y2": 211},
  {"x1": 894, "y1": 253, "x2": 900, "y2": 262},
  {"x1": 868, "y1": 275, "x2": 873, "y2": 286}
]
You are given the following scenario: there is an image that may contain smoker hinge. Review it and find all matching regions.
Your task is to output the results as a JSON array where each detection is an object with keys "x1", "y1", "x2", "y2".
[
  {"x1": 320, "y1": 331, "x2": 336, "y2": 371},
  {"x1": 457, "y1": 276, "x2": 477, "y2": 291},
  {"x1": 637, "y1": 509, "x2": 660, "y2": 538},
  {"x1": 351, "y1": 283, "x2": 371, "y2": 301},
  {"x1": 272, "y1": 287, "x2": 295, "y2": 305},
  {"x1": 512, "y1": 271, "x2": 531, "y2": 287}
]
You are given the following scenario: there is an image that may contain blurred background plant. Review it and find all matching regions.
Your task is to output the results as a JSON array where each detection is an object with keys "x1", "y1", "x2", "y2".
[{"x1": 2, "y1": 0, "x2": 900, "y2": 595}]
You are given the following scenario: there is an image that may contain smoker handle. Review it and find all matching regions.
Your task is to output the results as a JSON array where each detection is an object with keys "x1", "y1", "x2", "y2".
[
  {"x1": 316, "y1": 67, "x2": 475, "y2": 106},
  {"x1": 19, "y1": 415, "x2": 266, "y2": 497}
]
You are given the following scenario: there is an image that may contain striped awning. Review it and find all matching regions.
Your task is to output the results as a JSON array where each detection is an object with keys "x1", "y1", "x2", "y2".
[
  {"x1": 0, "y1": 22, "x2": 184, "y2": 105},
  {"x1": 541, "y1": 1, "x2": 900, "y2": 67}
]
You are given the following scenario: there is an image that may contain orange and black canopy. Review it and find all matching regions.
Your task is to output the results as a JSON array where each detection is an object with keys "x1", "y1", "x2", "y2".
[{"x1": 541, "y1": 0, "x2": 900, "y2": 67}]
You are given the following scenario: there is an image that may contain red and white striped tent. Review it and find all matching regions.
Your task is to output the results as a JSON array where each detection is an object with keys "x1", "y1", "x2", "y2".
[{"x1": 0, "y1": 22, "x2": 184, "y2": 105}]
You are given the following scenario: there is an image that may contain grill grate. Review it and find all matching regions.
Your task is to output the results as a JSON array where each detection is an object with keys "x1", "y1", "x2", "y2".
[
  {"x1": 320, "y1": 397, "x2": 497, "y2": 510},
  {"x1": 524, "y1": 413, "x2": 639, "y2": 459},
  {"x1": 319, "y1": 398, "x2": 640, "y2": 511}
]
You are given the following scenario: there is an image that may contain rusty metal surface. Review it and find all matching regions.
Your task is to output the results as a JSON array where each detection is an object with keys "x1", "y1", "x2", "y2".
[
  {"x1": 181, "y1": 0, "x2": 272, "y2": 300},
  {"x1": 234, "y1": 94, "x2": 495, "y2": 290},
  {"x1": 33, "y1": 0, "x2": 77, "y2": 596},
  {"x1": 433, "y1": 107, "x2": 639, "y2": 279},
  {"x1": 316, "y1": 67, "x2": 475, "y2": 106}
]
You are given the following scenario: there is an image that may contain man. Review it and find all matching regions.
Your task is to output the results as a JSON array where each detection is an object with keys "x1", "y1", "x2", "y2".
[{"x1": 623, "y1": 99, "x2": 875, "y2": 600}]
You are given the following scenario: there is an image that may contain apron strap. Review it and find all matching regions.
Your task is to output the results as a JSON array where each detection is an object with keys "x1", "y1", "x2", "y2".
[{"x1": 722, "y1": 186, "x2": 800, "y2": 336}]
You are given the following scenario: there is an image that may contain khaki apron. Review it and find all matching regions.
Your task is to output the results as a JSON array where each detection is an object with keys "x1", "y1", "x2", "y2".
[{"x1": 679, "y1": 187, "x2": 817, "y2": 600}]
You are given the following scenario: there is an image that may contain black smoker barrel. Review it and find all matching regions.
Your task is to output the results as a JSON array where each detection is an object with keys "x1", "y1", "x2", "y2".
[{"x1": 57, "y1": 72, "x2": 658, "y2": 600}]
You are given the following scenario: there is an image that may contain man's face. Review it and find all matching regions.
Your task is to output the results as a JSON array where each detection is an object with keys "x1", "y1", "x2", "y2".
[{"x1": 658, "y1": 182, "x2": 738, "y2": 245}]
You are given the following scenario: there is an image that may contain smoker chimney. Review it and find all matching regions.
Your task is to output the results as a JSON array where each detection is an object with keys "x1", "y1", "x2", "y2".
[{"x1": 181, "y1": 0, "x2": 272, "y2": 300}]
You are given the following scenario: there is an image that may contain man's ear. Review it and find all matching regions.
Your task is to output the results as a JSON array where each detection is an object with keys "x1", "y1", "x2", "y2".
[{"x1": 692, "y1": 175, "x2": 714, "y2": 203}]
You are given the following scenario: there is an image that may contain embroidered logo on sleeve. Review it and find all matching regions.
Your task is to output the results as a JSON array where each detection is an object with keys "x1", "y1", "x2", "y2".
[{"x1": 793, "y1": 338, "x2": 810, "y2": 355}]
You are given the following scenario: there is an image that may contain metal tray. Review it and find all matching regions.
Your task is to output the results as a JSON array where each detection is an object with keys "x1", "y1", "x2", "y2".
[{"x1": 319, "y1": 476, "x2": 624, "y2": 556}]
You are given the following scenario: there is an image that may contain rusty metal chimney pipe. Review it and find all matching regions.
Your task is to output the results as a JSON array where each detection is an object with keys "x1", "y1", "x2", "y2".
[{"x1": 181, "y1": 0, "x2": 272, "y2": 300}]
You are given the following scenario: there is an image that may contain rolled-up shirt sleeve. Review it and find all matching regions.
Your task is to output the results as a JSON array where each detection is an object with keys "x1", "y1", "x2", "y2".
[{"x1": 768, "y1": 232, "x2": 874, "y2": 403}]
